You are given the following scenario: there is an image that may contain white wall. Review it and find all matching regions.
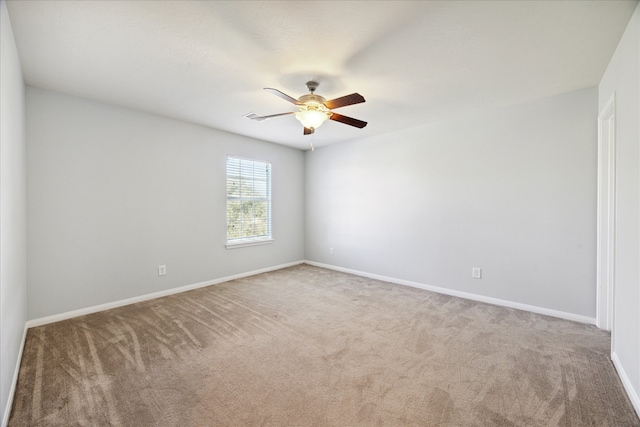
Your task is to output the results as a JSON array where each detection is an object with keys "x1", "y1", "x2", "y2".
[
  {"x1": 306, "y1": 87, "x2": 597, "y2": 319},
  {"x1": 0, "y1": 0, "x2": 27, "y2": 424},
  {"x1": 599, "y1": 2, "x2": 640, "y2": 413},
  {"x1": 26, "y1": 87, "x2": 305, "y2": 319}
]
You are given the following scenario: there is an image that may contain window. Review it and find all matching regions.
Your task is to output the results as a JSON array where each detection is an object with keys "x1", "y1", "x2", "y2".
[{"x1": 226, "y1": 156, "x2": 272, "y2": 248}]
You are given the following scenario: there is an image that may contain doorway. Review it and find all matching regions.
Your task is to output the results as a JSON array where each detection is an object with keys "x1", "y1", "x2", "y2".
[{"x1": 596, "y1": 93, "x2": 616, "y2": 337}]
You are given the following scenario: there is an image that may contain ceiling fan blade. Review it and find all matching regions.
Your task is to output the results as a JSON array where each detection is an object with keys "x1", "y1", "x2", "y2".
[
  {"x1": 303, "y1": 127, "x2": 314, "y2": 135},
  {"x1": 324, "y1": 93, "x2": 365, "y2": 110},
  {"x1": 264, "y1": 88, "x2": 303, "y2": 105},
  {"x1": 329, "y1": 113, "x2": 367, "y2": 129},
  {"x1": 244, "y1": 111, "x2": 294, "y2": 122}
]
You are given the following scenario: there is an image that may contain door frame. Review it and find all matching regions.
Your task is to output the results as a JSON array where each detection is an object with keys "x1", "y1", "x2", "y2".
[{"x1": 596, "y1": 93, "x2": 616, "y2": 334}]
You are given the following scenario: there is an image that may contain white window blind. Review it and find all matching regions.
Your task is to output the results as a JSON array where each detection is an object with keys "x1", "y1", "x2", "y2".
[{"x1": 226, "y1": 156, "x2": 272, "y2": 247}]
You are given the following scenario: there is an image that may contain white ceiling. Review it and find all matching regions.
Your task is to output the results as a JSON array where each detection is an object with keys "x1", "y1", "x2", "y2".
[{"x1": 6, "y1": 0, "x2": 638, "y2": 150}]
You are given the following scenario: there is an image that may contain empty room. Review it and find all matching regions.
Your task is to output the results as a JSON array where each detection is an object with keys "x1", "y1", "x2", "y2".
[{"x1": 2, "y1": 0, "x2": 640, "y2": 425}]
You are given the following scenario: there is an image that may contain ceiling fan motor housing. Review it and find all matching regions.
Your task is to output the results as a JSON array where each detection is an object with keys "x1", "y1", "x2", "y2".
[
  {"x1": 298, "y1": 93, "x2": 327, "y2": 105},
  {"x1": 296, "y1": 93, "x2": 332, "y2": 125}
]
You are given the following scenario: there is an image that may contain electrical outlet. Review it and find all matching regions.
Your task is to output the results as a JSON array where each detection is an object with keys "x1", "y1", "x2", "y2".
[
  {"x1": 158, "y1": 265, "x2": 167, "y2": 276},
  {"x1": 472, "y1": 267, "x2": 482, "y2": 279},
  {"x1": 329, "y1": 247, "x2": 334, "y2": 255}
]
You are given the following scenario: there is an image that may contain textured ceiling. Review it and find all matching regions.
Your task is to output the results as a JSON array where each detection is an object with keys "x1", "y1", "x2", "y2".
[{"x1": 6, "y1": 0, "x2": 638, "y2": 150}]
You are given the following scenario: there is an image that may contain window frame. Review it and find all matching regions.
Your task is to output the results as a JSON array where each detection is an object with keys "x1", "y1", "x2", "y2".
[{"x1": 225, "y1": 156, "x2": 273, "y2": 249}]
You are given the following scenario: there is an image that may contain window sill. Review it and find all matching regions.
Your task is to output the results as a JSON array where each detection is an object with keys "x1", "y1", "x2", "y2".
[{"x1": 226, "y1": 238, "x2": 274, "y2": 249}]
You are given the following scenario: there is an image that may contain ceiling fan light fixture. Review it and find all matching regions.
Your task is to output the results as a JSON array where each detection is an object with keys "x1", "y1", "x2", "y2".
[{"x1": 295, "y1": 105, "x2": 332, "y2": 130}]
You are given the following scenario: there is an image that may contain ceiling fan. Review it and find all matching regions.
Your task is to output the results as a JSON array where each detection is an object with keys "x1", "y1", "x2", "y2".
[{"x1": 245, "y1": 81, "x2": 367, "y2": 135}]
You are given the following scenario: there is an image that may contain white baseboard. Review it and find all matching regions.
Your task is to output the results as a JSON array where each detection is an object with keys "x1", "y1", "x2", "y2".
[
  {"x1": 27, "y1": 260, "x2": 304, "y2": 328},
  {"x1": 612, "y1": 351, "x2": 640, "y2": 418},
  {"x1": 2, "y1": 324, "x2": 28, "y2": 427},
  {"x1": 23, "y1": 259, "x2": 596, "y2": 330},
  {"x1": 304, "y1": 260, "x2": 596, "y2": 325}
]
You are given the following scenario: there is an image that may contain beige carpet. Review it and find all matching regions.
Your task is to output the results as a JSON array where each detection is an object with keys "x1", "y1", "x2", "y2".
[{"x1": 9, "y1": 264, "x2": 640, "y2": 426}]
